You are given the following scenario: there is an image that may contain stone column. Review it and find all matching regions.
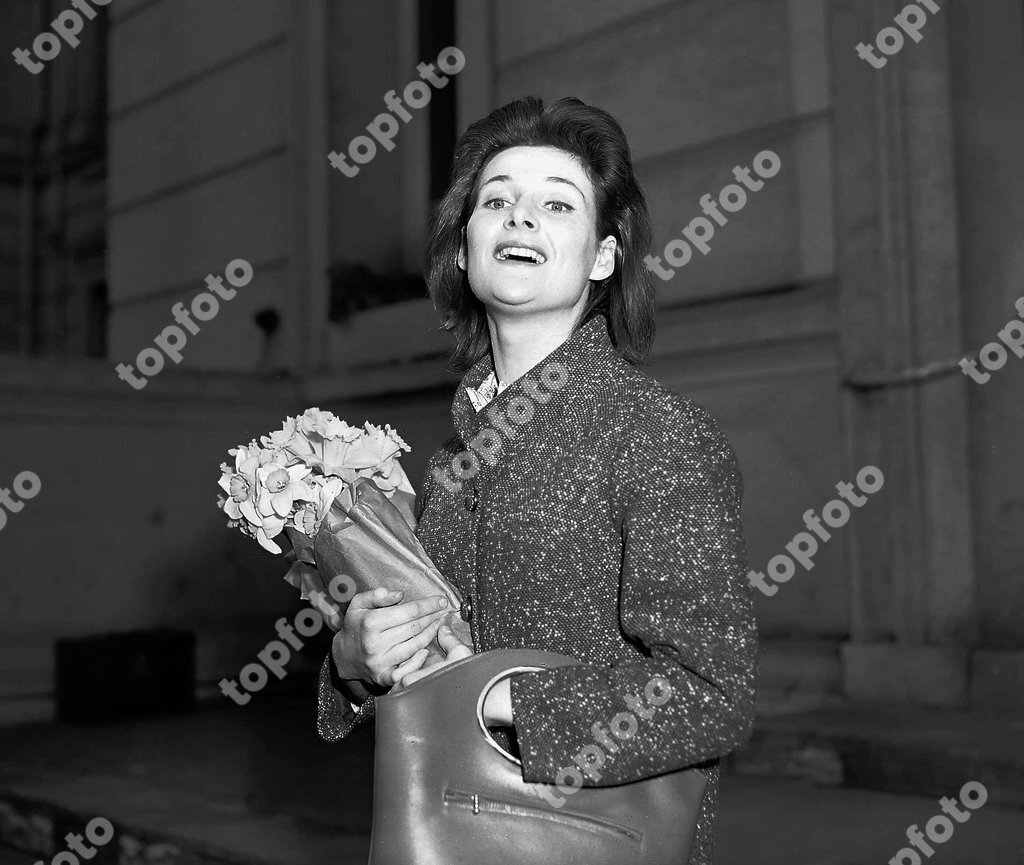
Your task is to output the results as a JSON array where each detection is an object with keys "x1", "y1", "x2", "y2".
[{"x1": 829, "y1": 0, "x2": 975, "y2": 706}]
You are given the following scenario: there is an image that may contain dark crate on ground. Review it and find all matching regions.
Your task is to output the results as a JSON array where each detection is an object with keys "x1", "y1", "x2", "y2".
[{"x1": 55, "y1": 628, "x2": 195, "y2": 723}]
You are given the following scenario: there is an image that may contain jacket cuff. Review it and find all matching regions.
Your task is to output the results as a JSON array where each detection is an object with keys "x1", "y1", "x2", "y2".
[{"x1": 317, "y1": 654, "x2": 377, "y2": 741}]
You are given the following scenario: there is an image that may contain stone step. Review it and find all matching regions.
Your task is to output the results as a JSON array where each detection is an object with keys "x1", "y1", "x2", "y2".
[{"x1": 729, "y1": 701, "x2": 1024, "y2": 808}]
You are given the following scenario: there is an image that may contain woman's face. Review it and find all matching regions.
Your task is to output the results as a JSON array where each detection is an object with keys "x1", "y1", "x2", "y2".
[{"x1": 459, "y1": 145, "x2": 616, "y2": 319}]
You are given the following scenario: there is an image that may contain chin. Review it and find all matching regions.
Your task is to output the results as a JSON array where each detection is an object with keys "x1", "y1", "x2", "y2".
[
  {"x1": 476, "y1": 275, "x2": 543, "y2": 306},
  {"x1": 486, "y1": 294, "x2": 538, "y2": 313}
]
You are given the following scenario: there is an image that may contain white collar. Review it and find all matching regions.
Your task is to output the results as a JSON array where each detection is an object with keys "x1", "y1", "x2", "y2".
[{"x1": 466, "y1": 370, "x2": 509, "y2": 412}]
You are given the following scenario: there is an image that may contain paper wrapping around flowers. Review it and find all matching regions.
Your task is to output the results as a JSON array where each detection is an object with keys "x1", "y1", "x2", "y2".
[{"x1": 283, "y1": 477, "x2": 472, "y2": 665}]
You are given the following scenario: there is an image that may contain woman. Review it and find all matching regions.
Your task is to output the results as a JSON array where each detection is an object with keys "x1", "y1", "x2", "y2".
[{"x1": 318, "y1": 95, "x2": 758, "y2": 864}]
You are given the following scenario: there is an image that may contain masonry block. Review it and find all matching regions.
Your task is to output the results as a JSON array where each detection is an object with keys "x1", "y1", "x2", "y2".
[
  {"x1": 841, "y1": 643, "x2": 969, "y2": 708},
  {"x1": 970, "y1": 650, "x2": 1024, "y2": 715}
]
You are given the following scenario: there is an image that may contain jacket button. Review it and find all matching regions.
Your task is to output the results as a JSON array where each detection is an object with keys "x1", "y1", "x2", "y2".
[
  {"x1": 464, "y1": 487, "x2": 479, "y2": 512},
  {"x1": 460, "y1": 595, "x2": 473, "y2": 622}
]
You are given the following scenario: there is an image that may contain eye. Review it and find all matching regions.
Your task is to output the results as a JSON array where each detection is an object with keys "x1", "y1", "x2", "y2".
[
  {"x1": 546, "y1": 201, "x2": 574, "y2": 214},
  {"x1": 482, "y1": 197, "x2": 508, "y2": 210}
]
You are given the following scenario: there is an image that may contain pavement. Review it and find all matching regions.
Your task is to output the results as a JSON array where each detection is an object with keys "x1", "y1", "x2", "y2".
[{"x1": 1, "y1": 676, "x2": 1022, "y2": 865}]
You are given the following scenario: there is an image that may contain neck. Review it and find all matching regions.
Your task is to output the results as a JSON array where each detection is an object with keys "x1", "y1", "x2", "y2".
[{"x1": 485, "y1": 301, "x2": 590, "y2": 385}]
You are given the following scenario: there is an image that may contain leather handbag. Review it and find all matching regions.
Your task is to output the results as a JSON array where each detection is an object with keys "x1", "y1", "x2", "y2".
[{"x1": 369, "y1": 648, "x2": 708, "y2": 865}]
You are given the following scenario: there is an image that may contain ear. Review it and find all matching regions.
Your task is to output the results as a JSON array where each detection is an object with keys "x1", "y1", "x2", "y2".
[
  {"x1": 457, "y1": 228, "x2": 468, "y2": 272},
  {"x1": 589, "y1": 235, "x2": 617, "y2": 282}
]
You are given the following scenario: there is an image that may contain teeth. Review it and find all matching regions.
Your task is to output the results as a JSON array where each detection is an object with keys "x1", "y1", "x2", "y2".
[{"x1": 497, "y1": 246, "x2": 546, "y2": 263}]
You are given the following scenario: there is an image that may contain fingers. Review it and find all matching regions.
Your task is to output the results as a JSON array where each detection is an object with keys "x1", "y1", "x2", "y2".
[
  {"x1": 397, "y1": 660, "x2": 445, "y2": 689},
  {"x1": 436, "y1": 624, "x2": 473, "y2": 655},
  {"x1": 381, "y1": 617, "x2": 443, "y2": 667},
  {"x1": 371, "y1": 618, "x2": 442, "y2": 686},
  {"x1": 447, "y1": 644, "x2": 474, "y2": 663},
  {"x1": 348, "y1": 588, "x2": 451, "y2": 629},
  {"x1": 348, "y1": 587, "x2": 404, "y2": 612},
  {"x1": 341, "y1": 590, "x2": 458, "y2": 688},
  {"x1": 376, "y1": 595, "x2": 452, "y2": 631},
  {"x1": 396, "y1": 646, "x2": 470, "y2": 689},
  {"x1": 357, "y1": 602, "x2": 447, "y2": 656},
  {"x1": 379, "y1": 609, "x2": 448, "y2": 646},
  {"x1": 389, "y1": 647, "x2": 431, "y2": 686}
]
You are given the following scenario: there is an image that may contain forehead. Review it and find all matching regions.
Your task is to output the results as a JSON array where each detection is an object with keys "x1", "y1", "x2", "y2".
[{"x1": 480, "y1": 146, "x2": 591, "y2": 191}]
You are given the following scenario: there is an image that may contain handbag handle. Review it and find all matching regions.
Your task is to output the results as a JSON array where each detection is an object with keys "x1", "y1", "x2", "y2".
[
  {"x1": 474, "y1": 665, "x2": 551, "y2": 765},
  {"x1": 386, "y1": 648, "x2": 582, "y2": 751}
]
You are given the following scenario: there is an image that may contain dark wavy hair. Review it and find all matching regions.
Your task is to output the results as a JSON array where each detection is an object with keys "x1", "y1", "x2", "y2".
[{"x1": 425, "y1": 95, "x2": 655, "y2": 372}]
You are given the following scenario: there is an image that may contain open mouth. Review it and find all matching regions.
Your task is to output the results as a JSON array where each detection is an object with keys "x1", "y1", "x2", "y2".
[{"x1": 494, "y1": 243, "x2": 547, "y2": 264}]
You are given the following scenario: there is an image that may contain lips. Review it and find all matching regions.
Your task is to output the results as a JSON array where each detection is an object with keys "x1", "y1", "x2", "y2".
[{"x1": 494, "y1": 241, "x2": 547, "y2": 264}]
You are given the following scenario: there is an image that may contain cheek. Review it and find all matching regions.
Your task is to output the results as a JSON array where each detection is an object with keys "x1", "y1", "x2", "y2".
[
  {"x1": 556, "y1": 224, "x2": 596, "y2": 265},
  {"x1": 465, "y1": 216, "x2": 492, "y2": 260}
]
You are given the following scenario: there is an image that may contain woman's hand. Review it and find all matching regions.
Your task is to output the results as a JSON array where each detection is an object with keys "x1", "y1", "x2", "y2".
[
  {"x1": 395, "y1": 625, "x2": 513, "y2": 724},
  {"x1": 481, "y1": 677, "x2": 513, "y2": 726},
  {"x1": 332, "y1": 587, "x2": 451, "y2": 688},
  {"x1": 396, "y1": 624, "x2": 474, "y2": 688}
]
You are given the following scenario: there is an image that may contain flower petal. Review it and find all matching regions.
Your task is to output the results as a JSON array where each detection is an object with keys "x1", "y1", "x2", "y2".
[
  {"x1": 263, "y1": 514, "x2": 286, "y2": 536},
  {"x1": 271, "y1": 490, "x2": 294, "y2": 517},
  {"x1": 290, "y1": 480, "x2": 315, "y2": 501},
  {"x1": 239, "y1": 499, "x2": 261, "y2": 525},
  {"x1": 287, "y1": 464, "x2": 311, "y2": 482},
  {"x1": 256, "y1": 527, "x2": 283, "y2": 555}
]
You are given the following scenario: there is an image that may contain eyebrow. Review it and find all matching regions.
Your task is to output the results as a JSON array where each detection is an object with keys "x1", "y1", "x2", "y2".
[{"x1": 479, "y1": 174, "x2": 587, "y2": 200}]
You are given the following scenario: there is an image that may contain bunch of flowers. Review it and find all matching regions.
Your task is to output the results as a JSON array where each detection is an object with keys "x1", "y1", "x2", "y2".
[
  {"x1": 217, "y1": 406, "x2": 469, "y2": 658},
  {"x1": 217, "y1": 408, "x2": 413, "y2": 555}
]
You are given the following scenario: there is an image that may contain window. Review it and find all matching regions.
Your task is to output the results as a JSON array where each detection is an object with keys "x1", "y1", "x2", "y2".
[{"x1": 0, "y1": 1, "x2": 108, "y2": 357}]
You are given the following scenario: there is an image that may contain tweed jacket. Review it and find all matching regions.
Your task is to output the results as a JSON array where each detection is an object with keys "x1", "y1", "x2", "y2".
[{"x1": 317, "y1": 312, "x2": 758, "y2": 863}]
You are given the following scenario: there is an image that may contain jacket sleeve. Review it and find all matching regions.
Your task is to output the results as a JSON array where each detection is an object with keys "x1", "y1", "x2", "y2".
[
  {"x1": 316, "y1": 654, "x2": 379, "y2": 741},
  {"x1": 507, "y1": 396, "x2": 758, "y2": 786}
]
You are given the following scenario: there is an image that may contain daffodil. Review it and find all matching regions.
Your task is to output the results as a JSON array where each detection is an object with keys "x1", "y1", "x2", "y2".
[
  {"x1": 257, "y1": 463, "x2": 314, "y2": 519},
  {"x1": 349, "y1": 422, "x2": 413, "y2": 494},
  {"x1": 253, "y1": 513, "x2": 288, "y2": 554},
  {"x1": 217, "y1": 442, "x2": 262, "y2": 526},
  {"x1": 298, "y1": 407, "x2": 360, "y2": 440},
  {"x1": 263, "y1": 416, "x2": 301, "y2": 451},
  {"x1": 290, "y1": 476, "x2": 344, "y2": 536},
  {"x1": 220, "y1": 411, "x2": 415, "y2": 555}
]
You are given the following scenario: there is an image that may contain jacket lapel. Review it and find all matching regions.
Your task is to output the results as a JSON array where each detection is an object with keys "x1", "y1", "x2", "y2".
[{"x1": 449, "y1": 314, "x2": 622, "y2": 492}]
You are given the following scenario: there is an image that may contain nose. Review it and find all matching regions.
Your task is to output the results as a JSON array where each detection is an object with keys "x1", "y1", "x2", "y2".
[{"x1": 504, "y1": 200, "x2": 537, "y2": 231}]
